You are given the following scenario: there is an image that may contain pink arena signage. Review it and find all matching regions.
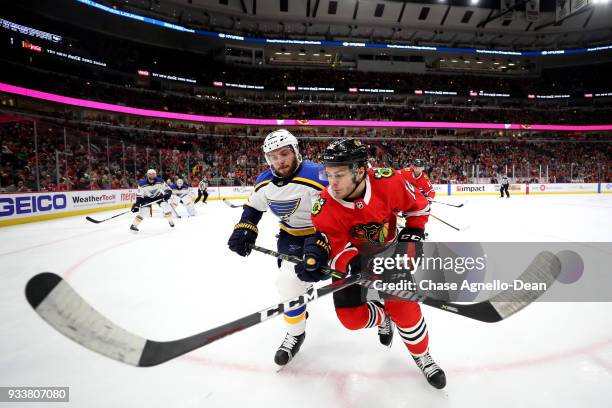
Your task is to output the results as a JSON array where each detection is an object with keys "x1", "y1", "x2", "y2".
[{"x1": 1, "y1": 82, "x2": 612, "y2": 132}]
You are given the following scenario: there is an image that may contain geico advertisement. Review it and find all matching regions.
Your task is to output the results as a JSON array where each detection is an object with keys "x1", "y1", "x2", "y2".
[{"x1": 0, "y1": 190, "x2": 136, "y2": 219}]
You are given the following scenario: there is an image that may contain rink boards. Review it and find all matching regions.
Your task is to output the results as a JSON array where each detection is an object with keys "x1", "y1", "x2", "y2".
[
  {"x1": 450, "y1": 183, "x2": 608, "y2": 196},
  {"x1": 1, "y1": 182, "x2": 610, "y2": 226}
]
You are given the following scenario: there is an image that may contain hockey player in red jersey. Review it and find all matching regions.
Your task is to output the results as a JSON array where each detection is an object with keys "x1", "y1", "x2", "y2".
[
  {"x1": 401, "y1": 159, "x2": 435, "y2": 202},
  {"x1": 294, "y1": 138, "x2": 446, "y2": 389}
]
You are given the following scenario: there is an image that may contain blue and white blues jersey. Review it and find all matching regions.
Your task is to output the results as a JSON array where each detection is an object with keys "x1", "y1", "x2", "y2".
[
  {"x1": 247, "y1": 161, "x2": 328, "y2": 236},
  {"x1": 137, "y1": 177, "x2": 170, "y2": 199},
  {"x1": 169, "y1": 182, "x2": 191, "y2": 198}
]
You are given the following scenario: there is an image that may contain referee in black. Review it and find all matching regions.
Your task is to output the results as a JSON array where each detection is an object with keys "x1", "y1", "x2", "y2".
[
  {"x1": 500, "y1": 175, "x2": 510, "y2": 198},
  {"x1": 195, "y1": 179, "x2": 209, "y2": 204}
]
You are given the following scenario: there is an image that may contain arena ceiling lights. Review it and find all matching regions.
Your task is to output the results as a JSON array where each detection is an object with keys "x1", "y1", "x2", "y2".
[
  {"x1": 436, "y1": 58, "x2": 524, "y2": 73},
  {"x1": 76, "y1": 0, "x2": 612, "y2": 58}
]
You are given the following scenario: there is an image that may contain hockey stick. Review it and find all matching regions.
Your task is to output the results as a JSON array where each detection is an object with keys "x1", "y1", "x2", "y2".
[
  {"x1": 85, "y1": 199, "x2": 163, "y2": 224},
  {"x1": 431, "y1": 200, "x2": 465, "y2": 208},
  {"x1": 223, "y1": 198, "x2": 243, "y2": 209},
  {"x1": 169, "y1": 201, "x2": 182, "y2": 219},
  {"x1": 249, "y1": 244, "x2": 560, "y2": 324},
  {"x1": 24, "y1": 271, "x2": 361, "y2": 367},
  {"x1": 250, "y1": 245, "x2": 345, "y2": 279},
  {"x1": 429, "y1": 213, "x2": 466, "y2": 231}
]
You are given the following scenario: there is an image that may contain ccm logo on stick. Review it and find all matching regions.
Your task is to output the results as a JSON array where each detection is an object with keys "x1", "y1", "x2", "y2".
[{"x1": 0, "y1": 194, "x2": 67, "y2": 216}]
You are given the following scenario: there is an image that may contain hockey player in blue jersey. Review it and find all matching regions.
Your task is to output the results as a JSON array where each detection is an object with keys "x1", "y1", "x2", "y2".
[
  {"x1": 169, "y1": 178, "x2": 196, "y2": 217},
  {"x1": 130, "y1": 169, "x2": 174, "y2": 232},
  {"x1": 227, "y1": 129, "x2": 328, "y2": 366}
]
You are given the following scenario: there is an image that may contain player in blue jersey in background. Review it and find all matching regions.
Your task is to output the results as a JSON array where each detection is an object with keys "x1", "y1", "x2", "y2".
[
  {"x1": 130, "y1": 169, "x2": 174, "y2": 232},
  {"x1": 169, "y1": 178, "x2": 196, "y2": 217}
]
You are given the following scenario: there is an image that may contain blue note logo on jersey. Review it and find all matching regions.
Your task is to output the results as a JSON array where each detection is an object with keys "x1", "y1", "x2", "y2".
[{"x1": 268, "y1": 198, "x2": 301, "y2": 220}]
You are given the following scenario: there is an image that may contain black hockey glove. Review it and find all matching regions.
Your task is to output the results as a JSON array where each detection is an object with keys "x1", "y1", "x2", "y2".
[
  {"x1": 295, "y1": 233, "x2": 331, "y2": 282},
  {"x1": 228, "y1": 221, "x2": 258, "y2": 257},
  {"x1": 397, "y1": 226, "x2": 425, "y2": 242},
  {"x1": 394, "y1": 226, "x2": 425, "y2": 278},
  {"x1": 131, "y1": 197, "x2": 144, "y2": 213},
  {"x1": 162, "y1": 190, "x2": 172, "y2": 201}
]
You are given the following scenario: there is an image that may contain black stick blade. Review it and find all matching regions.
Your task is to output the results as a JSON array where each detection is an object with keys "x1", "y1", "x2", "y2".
[
  {"x1": 25, "y1": 273, "x2": 147, "y2": 366},
  {"x1": 25, "y1": 272, "x2": 62, "y2": 309},
  {"x1": 85, "y1": 216, "x2": 102, "y2": 224}
]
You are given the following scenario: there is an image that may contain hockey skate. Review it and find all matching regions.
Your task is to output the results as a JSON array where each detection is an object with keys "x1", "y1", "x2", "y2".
[
  {"x1": 374, "y1": 302, "x2": 395, "y2": 347},
  {"x1": 274, "y1": 332, "x2": 305, "y2": 366},
  {"x1": 413, "y1": 351, "x2": 446, "y2": 389},
  {"x1": 129, "y1": 225, "x2": 139, "y2": 232}
]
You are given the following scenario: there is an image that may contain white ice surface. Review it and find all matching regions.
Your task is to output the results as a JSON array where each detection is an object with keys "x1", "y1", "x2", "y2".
[{"x1": 1, "y1": 194, "x2": 611, "y2": 408}]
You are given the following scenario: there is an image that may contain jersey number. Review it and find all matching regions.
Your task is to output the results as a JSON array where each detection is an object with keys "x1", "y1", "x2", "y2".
[{"x1": 405, "y1": 181, "x2": 417, "y2": 201}]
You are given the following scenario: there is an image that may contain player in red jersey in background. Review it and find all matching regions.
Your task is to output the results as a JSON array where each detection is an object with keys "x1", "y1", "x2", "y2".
[
  {"x1": 398, "y1": 158, "x2": 435, "y2": 238},
  {"x1": 293, "y1": 138, "x2": 446, "y2": 389},
  {"x1": 401, "y1": 159, "x2": 435, "y2": 202}
]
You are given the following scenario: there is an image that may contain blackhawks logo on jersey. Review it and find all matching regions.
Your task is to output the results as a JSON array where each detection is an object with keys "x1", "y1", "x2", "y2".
[
  {"x1": 311, "y1": 197, "x2": 326, "y2": 216},
  {"x1": 349, "y1": 221, "x2": 390, "y2": 244},
  {"x1": 373, "y1": 168, "x2": 394, "y2": 179}
]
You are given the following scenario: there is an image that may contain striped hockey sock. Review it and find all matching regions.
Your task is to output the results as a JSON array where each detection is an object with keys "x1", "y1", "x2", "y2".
[
  {"x1": 397, "y1": 315, "x2": 429, "y2": 356},
  {"x1": 364, "y1": 301, "x2": 386, "y2": 328}
]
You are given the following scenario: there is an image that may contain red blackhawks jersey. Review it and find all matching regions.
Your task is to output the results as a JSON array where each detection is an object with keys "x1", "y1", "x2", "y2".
[
  {"x1": 400, "y1": 167, "x2": 435, "y2": 200},
  {"x1": 311, "y1": 167, "x2": 430, "y2": 273}
]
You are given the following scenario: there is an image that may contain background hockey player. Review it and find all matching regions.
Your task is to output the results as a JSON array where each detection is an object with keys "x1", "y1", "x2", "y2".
[
  {"x1": 500, "y1": 175, "x2": 510, "y2": 198},
  {"x1": 227, "y1": 129, "x2": 328, "y2": 366},
  {"x1": 194, "y1": 179, "x2": 209, "y2": 204},
  {"x1": 169, "y1": 178, "x2": 196, "y2": 216},
  {"x1": 399, "y1": 158, "x2": 435, "y2": 237},
  {"x1": 295, "y1": 138, "x2": 446, "y2": 389},
  {"x1": 401, "y1": 159, "x2": 435, "y2": 202},
  {"x1": 130, "y1": 169, "x2": 174, "y2": 232}
]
